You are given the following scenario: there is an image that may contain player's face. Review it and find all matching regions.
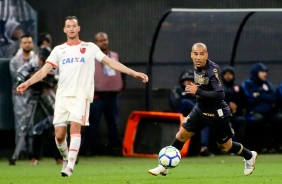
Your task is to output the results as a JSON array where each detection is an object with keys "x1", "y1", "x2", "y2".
[
  {"x1": 64, "y1": 19, "x2": 80, "y2": 39},
  {"x1": 20, "y1": 37, "x2": 34, "y2": 53},
  {"x1": 191, "y1": 46, "x2": 208, "y2": 68},
  {"x1": 258, "y1": 70, "x2": 267, "y2": 81},
  {"x1": 96, "y1": 34, "x2": 109, "y2": 52}
]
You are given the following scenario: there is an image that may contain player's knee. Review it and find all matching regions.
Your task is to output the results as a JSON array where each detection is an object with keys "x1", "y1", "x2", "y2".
[
  {"x1": 176, "y1": 131, "x2": 189, "y2": 142},
  {"x1": 218, "y1": 144, "x2": 229, "y2": 152},
  {"x1": 70, "y1": 122, "x2": 81, "y2": 134},
  {"x1": 55, "y1": 133, "x2": 65, "y2": 143},
  {"x1": 55, "y1": 135, "x2": 65, "y2": 144},
  {"x1": 218, "y1": 141, "x2": 232, "y2": 153}
]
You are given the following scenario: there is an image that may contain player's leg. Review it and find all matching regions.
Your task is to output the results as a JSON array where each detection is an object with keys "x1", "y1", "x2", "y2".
[
  {"x1": 215, "y1": 119, "x2": 257, "y2": 176},
  {"x1": 148, "y1": 128, "x2": 195, "y2": 176},
  {"x1": 149, "y1": 109, "x2": 201, "y2": 176},
  {"x1": 218, "y1": 138, "x2": 257, "y2": 175},
  {"x1": 54, "y1": 124, "x2": 68, "y2": 176},
  {"x1": 52, "y1": 96, "x2": 70, "y2": 176},
  {"x1": 172, "y1": 110, "x2": 201, "y2": 151},
  {"x1": 61, "y1": 97, "x2": 90, "y2": 177},
  {"x1": 172, "y1": 127, "x2": 195, "y2": 150},
  {"x1": 54, "y1": 125, "x2": 68, "y2": 159},
  {"x1": 60, "y1": 122, "x2": 81, "y2": 177},
  {"x1": 62, "y1": 121, "x2": 81, "y2": 176}
]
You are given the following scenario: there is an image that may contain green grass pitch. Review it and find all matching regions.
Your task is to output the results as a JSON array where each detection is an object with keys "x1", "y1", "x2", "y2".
[{"x1": 1, "y1": 154, "x2": 282, "y2": 184}]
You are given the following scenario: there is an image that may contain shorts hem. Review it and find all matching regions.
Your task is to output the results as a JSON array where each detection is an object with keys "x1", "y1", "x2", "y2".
[
  {"x1": 68, "y1": 118, "x2": 89, "y2": 126},
  {"x1": 54, "y1": 122, "x2": 68, "y2": 127}
]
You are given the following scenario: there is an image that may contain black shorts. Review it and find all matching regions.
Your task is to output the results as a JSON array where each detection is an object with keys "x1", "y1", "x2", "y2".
[{"x1": 182, "y1": 107, "x2": 234, "y2": 144}]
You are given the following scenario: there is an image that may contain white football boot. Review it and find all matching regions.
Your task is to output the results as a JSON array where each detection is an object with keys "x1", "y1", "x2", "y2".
[
  {"x1": 61, "y1": 160, "x2": 73, "y2": 177},
  {"x1": 148, "y1": 164, "x2": 169, "y2": 176},
  {"x1": 61, "y1": 166, "x2": 73, "y2": 177},
  {"x1": 244, "y1": 151, "x2": 258, "y2": 176}
]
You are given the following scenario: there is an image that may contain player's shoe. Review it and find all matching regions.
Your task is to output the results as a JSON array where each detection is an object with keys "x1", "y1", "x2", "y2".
[
  {"x1": 244, "y1": 151, "x2": 258, "y2": 176},
  {"x1": 148, "y1": 164, "x2": 168, "y2": 176},
  {"x1": 60, "y1": 160, "x2": 68, "y2": 175},
  {"x1": 61, "y1": 166, "x2": 73, "y2": 177}
]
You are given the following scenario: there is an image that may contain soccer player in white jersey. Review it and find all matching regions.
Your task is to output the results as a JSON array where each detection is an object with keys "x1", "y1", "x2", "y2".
[{"x1": 17, "y1": 16, "x2": 148, "y2": 177}]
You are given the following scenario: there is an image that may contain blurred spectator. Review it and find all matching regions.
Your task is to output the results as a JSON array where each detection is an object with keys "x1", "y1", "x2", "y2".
[
  {"x1": 276, "y1": 83, "x2": 282, "y2": 111},
  {"x1": 9, "y1": 34, "x2": 37, "y2": 157},
  {"x1": 0, "y1": 0, "x2": 37, "y2": 58},
  {"x1": 83, "y1": 32, "x2": 123, "y2": 156},
  {"x1": 30, "y1": 47, "x2": 62, "y2": 165},
  {"x1": 275, "y1": 83, "x2": 282, "y2": 151},
  {"x1": 38, "y1": 33, "x2": 52, "y2": 51},
  {"x1": 221, "y1": 66, "x2": 247, "y2": 144},
  {"x1": 170, "y1": 69, "x2": 214, "y2": 156},
  {"x1": 0, "y1": 19, "x2": 24, "y2": 58},
  {"x1": 242, "y1": 63, "x2": 282, "y2": 152}
]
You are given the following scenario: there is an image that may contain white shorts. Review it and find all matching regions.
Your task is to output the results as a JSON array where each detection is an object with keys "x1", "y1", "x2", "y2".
[{"x1": 53, "y1": 96, "x2": 90, "y2": 126}]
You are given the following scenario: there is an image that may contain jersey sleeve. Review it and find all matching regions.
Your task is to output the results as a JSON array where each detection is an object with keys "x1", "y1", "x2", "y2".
[
  {"x1": 92, "y1": 43, "x2": 106, "y2": 62},
  {"x1": 196, "y1": 78, "x2": 225, "y2": 99},
  {"x1": 210, "y1": 68, "x2": 224, "y2": 92},
  {"x1": 46, "y1": 46, "x2": 59, "y2": 67}
]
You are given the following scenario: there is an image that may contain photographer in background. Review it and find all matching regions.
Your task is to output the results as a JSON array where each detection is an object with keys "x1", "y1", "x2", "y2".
[
  {"x1": 9, "y1": 34, "x2": 38, "y2": 158},
  {"x1": 30, "y1": 47, "x2": 62, "y2": 165}
]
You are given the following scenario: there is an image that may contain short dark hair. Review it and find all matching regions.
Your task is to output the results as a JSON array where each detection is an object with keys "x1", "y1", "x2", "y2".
[
  {"x1": 38, "y1": 33, "x2": 52, "y2": 46},
  {"x1": 65, "y1": 16, "x2": 79, "y2": 25},
  {"x1": 20, "y1": 34, "x2": 32, "y2": 40}
]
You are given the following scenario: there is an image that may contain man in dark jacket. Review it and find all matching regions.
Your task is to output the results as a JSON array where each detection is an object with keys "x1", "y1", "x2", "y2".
[
  {"x1": 242, "y1": 63, "x2": 282, "y2": 152},
  {"x1": 275, "y1": 83, "x2": 282, "y2": 151},
  {"x1": 170, "y1": 69, "x2": 213, "y2": 156},
  {"x1": 85, "y1": 32, "x2": 124, "y2": 156},
  {"x1": 221, "y1": 66, "x2": 247, "y2": 144}
]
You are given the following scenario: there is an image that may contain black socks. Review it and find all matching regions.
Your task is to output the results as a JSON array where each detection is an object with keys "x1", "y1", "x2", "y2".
[
  {"x1": 171, "y1": 138, "x2": 185, "y2": 151},
  {"x1": 228, "y1": 142, "x2": 253, "y2": 160}
]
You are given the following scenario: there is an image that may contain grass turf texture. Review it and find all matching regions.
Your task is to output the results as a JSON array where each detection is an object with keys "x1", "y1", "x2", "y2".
[{"x1": 1, "y1": 154, "x2": 282, "y2": 184}]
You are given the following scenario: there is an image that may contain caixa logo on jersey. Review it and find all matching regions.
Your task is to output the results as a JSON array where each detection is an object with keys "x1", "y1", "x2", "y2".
[{"x1": 62, "y1": 57, "x2": 85, "y2": 64}]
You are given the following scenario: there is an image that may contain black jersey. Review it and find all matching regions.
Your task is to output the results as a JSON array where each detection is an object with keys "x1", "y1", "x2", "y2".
[{"x1": 193, "y1": 60, "x2": 231, "y2": 118}]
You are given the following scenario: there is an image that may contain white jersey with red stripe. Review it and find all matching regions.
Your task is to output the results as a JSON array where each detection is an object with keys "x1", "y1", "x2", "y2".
[{"x1": 46, "y1": 41, "x2": 105, "y2": 103}]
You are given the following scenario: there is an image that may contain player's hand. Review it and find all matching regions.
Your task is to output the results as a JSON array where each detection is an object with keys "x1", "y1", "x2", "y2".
[
  {"x1": 185, "y1": 82, "x2": 198, "y2": 94},
  {"x1": 16, "y1": 81, "x2": 30, "y2": 95},
  {"x1": 133, "y1": 72, "x2": 149, "y2": 83}
]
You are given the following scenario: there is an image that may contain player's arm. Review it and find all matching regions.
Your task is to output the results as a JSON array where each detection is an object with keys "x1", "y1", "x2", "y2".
[
  {"x1": 101, "y1": 56, "x2": 148, "y2": 83},
  {"x1": 185, "y1": 76, "x2": 225, "y2": 99},
  {"x1": 16, "y1": 63, "x2": 54, "y2": 94}
]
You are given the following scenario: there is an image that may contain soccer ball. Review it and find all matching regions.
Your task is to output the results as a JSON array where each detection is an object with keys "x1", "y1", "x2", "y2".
[{"x1": 158, "y1": 146, "x2": 181, "y2": 168}]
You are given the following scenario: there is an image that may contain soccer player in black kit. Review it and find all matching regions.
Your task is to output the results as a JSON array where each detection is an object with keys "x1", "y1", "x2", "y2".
[{"x1": 148, "y1": 43, "x2": 257, "y2": 176}]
